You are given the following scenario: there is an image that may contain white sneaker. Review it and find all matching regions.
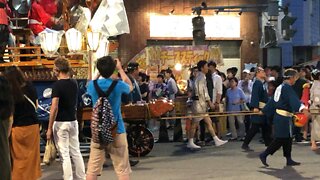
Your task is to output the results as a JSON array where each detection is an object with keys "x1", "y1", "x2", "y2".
[
  {"x1": 214, "y1": 139, "x2": 228, "y2": 147},
  {"x1": 187, "y1": 142, "x2": 201, "y2": 149}
]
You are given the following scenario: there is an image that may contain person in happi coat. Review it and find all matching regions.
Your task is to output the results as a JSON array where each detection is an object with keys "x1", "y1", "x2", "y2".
[
  {"x1": 242, "y1": 67, "x2": 272, "y2": 151},
  {"x1": 259, "y1": 69, "x2": 309, "y2": 167},
  {"x1": 28, "y1": 0, "x2": 62, "y2": 36},
  {"x1": 0, "y1": 0, "x2": 11, "y2": 63}
]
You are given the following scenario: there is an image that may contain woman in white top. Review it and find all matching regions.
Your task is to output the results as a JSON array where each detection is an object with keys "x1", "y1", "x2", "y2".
[{"x1": 310, "y1": 69, "x2": 320, "y2": 151}]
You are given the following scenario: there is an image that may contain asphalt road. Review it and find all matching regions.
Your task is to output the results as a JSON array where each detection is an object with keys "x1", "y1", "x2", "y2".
[{"x1": 41, "y1": 138, "x2": 320, "y2": 180}]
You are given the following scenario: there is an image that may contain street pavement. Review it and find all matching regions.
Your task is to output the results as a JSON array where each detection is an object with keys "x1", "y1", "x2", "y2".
[{"x1": 41, "y1": 138, "x2": 320, "y2": 180}]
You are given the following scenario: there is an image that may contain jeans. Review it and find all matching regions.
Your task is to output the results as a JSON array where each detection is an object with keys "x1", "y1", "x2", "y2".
[{"x1": 53, "y1": 121, "x2": 86, "y2": 180}]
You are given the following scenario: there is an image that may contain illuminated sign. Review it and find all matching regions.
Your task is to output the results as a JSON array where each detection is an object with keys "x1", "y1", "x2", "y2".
[{"x1": 150, "y1": 15, "x2": 240, "y2": 38}]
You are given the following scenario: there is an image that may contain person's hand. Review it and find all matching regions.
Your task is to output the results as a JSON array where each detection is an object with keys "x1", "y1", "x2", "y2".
[
  {"x1": 46, "y1": 129, "x2": 52, "y2": 140},
  {"x1": 209, "y1": 102, "x2": 215, "y2": 110},
  {"x1": 253, "y1": 108, "x2": 260, "y2": 113},
  {"x1": 115, "y1": 58, "x2": 123, "y2": 70},
  {"x1": 302, "y1": 108, "x2": 310, "y2": 119},
  {"x1": 57, "y1": 17, "x2": 64, "y2": 25}
]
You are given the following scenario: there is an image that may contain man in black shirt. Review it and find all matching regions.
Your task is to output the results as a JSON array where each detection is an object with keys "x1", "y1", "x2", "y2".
[{"x1": 46, "y1": 57, "x2": 85, "y2": 180}]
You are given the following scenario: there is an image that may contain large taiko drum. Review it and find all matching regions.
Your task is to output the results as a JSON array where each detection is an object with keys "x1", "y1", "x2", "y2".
[{"x1": 293, "y1": 113, "x2": 308, "y2": 127}]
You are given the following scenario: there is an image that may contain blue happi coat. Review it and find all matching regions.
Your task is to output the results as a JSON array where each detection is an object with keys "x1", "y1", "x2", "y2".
[
  {"x1": 250, "y1": 79, "x2": 269, "y2": 123},
  {"x1": 262, "y1": 83, "x2": 303, "y2": 138}
]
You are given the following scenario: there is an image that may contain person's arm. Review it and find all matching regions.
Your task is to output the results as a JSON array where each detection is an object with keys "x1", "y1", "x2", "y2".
[
  {"x1": 7, "y1": 115, "x2": 13, "y2": 137},
  {"x1": 215, "y1": 76, "x2": 223, "y2": 104},
  {"x1": 116, "y1": 59, "x2": 133, "y2": 92},
  {"x1": 46, "y1": 97, "x2": 59, "y2": 140}
]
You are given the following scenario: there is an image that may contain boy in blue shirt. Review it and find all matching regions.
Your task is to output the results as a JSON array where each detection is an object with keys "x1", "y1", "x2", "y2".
[{"x1": 86, "y1": 56, "x2": 133, "y2": 180}]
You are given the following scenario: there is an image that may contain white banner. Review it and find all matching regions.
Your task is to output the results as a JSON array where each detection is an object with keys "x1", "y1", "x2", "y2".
[{"x1": 150, "y1": 15, "x2": 240, "y2": 38}]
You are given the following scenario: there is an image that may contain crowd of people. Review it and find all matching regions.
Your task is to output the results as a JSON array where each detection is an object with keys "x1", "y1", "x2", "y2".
[{"x1": 1, "y1": 55, "x2": 320, "y2": 179}]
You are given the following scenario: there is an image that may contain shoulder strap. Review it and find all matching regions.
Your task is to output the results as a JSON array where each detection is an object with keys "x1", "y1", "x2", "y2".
[
  {"x1": 93, "y1": 80, "x2": 118, "y2": 98},
  {"x1": 105, "y1": 80, "x2": 118, "y2": 98},
  {"x1": 24, "y1": 94, "x2": 36, "y2": 111}
]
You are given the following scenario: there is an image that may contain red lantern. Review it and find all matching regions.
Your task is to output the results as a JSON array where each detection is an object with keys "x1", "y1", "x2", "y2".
[{"x1": 293, "y1": 113, "x2": 308, "y2": 127}]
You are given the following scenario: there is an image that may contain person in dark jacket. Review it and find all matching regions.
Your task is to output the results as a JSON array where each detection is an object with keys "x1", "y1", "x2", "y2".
[
  {"x1": 0, "y1": 75, "x2": 13, "y2": 180},
  {"x1": 259, "y1": 69, "x2": 309, "y2": 167},
  {"x1": 242, "y1": 67, "x2": 272, "y2": 151}
]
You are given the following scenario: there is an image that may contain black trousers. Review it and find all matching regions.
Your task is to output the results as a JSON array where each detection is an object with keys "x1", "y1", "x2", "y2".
[
  {"x1": 293, "y1": 126, "x2": 303, "y2": 141},
  {"x1": 265, "y1": 138, "x2": 292, "y2": 158},
  {"x1": 0, "y1": 25, "x2": 9, "y2": 61},
  {"x1": 243, "y1": 122, "x2": 272, "y2": 146}
]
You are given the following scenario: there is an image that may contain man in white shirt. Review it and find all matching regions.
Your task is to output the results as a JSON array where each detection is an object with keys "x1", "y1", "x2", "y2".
[{"x1": 208, "y1": 61, "x2": 224, "y2": 137}]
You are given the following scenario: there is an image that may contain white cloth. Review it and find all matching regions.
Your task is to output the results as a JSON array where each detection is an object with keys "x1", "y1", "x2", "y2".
[
  {"x1": 212, "y1": 72, "x2": 223, "y2": 104},
  {"x1": 238, "y1": 79, "x2": 253, "y2": 103},
  {"x1": 89, "y1": 0, "x2": 130, "y2": 36},
  {"x1": 53, "y1": 121, "x2": 86, "y2": 180}
]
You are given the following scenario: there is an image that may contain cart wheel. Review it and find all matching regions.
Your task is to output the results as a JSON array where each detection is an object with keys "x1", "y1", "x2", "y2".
[{"x1": 127, "y1": 125, "x2": 154, "y2": 157}]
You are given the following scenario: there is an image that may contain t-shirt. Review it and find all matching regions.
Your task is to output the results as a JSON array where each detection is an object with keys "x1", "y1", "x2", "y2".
[
  {"x1": 13, "y1": 82, "x2": 39, "y2": 127},
  {"x1": 87, "y1": 78, "x2": 130, "y2": 134},
  {"x1": 226, "y1": 87, "x2": 246, "y2": 111},
  {"x1": 0, "y1": 119, "x2": 11, "y2": 180},
  {"x1": 52, "y1": 79, "x2": 78, "y2": 121}
]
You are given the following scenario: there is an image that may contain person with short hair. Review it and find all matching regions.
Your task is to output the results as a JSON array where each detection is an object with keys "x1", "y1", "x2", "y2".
[
  {"x1": 86, "y1": 56, "x2": 133, "y2": 180},
  {"x1": 187, "y1": 60, "x2": 227, "y2": 149},
  {"x1": 0, "y1": 75, "x2": 13, "y2": 180},
  {"x1": 226, "y1": 77, "x2": 246, "y2": 141},
  {"x1": 4, "y1": 66, "x2": 42, "y2": 180},
  {"x1": 242, "y1": 67, "x2": 272, "y2": 151},
  {"x1": 151, "y1": 74, "x2": 167, "y2": 99},
  {"x1": 259, "y1": 68, "x2": 309, "y2": 167},
  {"x1": 46, "y1": 57, "x2": 86, "y2": 180},
  {"x1": 125, "y1": 62, "x2": 141, "y2": 104}
]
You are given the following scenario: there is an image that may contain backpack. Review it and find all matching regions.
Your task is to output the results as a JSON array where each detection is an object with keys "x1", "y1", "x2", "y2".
[{"x1": 91, "y1": 80, "x2": 118, "y2": 145}]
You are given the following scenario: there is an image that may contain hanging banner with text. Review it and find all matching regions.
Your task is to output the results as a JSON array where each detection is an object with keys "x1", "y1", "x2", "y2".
[{"x1": 132, "y1": 45, "x2": 223, "y2": 70}]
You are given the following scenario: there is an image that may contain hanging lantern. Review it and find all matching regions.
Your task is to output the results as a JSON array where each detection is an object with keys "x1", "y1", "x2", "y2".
[
  {"x1": 95, "y1": 36, "x2": 109, "y2": 59},
  {"x1": 66, "y1": 28, "x2": 83, "y2": 54},
  {"x1": 39, "y1": 31, "x2": 64, "y2": 58},
  {"x1": 87, "y1": 31, "x2": 101, "y2": 51}
]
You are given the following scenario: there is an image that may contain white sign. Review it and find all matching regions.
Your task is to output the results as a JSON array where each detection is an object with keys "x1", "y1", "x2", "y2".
[{"x1": 150, "y1": 15, "x2": 240, "y2": 38}]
